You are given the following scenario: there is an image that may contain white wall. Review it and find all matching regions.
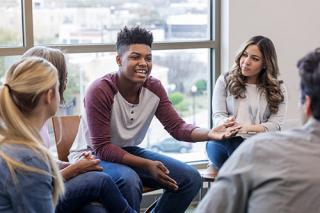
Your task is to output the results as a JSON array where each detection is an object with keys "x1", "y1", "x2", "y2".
[{"x1": 221, "y1": 0, "x2": 320, "y2": 128}]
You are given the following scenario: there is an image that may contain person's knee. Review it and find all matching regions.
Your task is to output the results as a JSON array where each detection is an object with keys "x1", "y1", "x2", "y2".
[
  {"x1": 190, "y1": 167, "x2": 202, "y2": 189},
  {"x1": 97, "y1": 173, "x2": 115, "y2": 189},
  {"x1": 181, "y1": 165, "x2": 202, "y2": 191},
  {"x1": 100, "y1": 162, "x2": 143, "y2": 192},
  {"x1": 206, "y1": 141, "x2": 228, "y2": 169},
  {"x1": 83, "y1": 172, "x2": 112, "y2": 185},
  {"x1": 117, "y1": 168, "x2": 142, "y2": 192}
]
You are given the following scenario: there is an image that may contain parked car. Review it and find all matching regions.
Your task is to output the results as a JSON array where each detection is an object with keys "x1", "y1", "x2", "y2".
[{"x1": 150, "y1": 137, "x2": 192, "y2": 153}]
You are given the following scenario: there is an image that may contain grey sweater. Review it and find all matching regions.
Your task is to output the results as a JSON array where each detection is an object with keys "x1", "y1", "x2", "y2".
[
  {"x1": 212, "y1": 75, "x2": 288, "y2": 131},
  {"x1": 197, "y1": 118, "x2": 320, "y2": 213}
]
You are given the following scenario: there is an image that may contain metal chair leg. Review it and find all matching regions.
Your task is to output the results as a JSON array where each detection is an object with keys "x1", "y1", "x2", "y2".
[{"x1": 144, "y1": 197, "x2": 159, "y2": 213}]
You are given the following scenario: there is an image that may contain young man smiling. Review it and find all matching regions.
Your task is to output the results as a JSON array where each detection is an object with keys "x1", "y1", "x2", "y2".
[{"x1": 72, "y1": 26, "x2": 239, "y2": 212}]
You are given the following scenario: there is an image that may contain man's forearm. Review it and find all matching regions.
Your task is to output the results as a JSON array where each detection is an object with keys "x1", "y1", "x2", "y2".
[
  {"x1": 190, "y1": 127, "x2": 210, "y2": 142},
  {"x1": 121, "y1": 153, "x2": 153, "y2": 168}
]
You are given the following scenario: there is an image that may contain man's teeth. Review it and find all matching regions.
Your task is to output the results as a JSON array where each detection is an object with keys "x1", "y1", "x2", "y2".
[{"x1": 137, "y1": 70, "x2": 147, "y2": 74}]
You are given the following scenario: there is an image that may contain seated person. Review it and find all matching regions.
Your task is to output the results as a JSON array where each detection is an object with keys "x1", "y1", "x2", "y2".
[
  {"x1": 206, "y1": 35, "x2": 287, "y2": 175},
  {"x1": 197, "y1": 48, "x2": 320, "y2": 213},
  {"x1": 69, "y1": 26, "x2": 240, "y2": 213},
  {"x1": 0, "y1": 57, "x2": 64, "y2": 212},
  {"x1": 23, "y1": 46, "x2": 135, "y2": 213}
]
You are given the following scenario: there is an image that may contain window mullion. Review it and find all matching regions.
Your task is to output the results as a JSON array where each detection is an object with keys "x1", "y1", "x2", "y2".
[{"x1": 23, "y1": 0, "x2": 34, "y2": 50}]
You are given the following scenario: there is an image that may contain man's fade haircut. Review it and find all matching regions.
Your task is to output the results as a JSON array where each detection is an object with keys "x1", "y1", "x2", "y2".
[
  {"x1": 297, "y1": 48, "x2": 320, "y2": 120},
  {"x1": 116, "y1": 26, "x2": 153, "y2": 56}
]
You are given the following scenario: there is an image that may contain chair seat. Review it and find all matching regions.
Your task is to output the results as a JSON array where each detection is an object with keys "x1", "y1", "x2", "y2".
[
  {"x1": 199, "y1": 169, "x2": 216, "y2": 182},
  {"x1": 52, "y1": 115, "x2": 81, "y2": 162}
]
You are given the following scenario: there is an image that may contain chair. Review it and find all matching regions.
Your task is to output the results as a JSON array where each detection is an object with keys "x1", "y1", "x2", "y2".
[
  {"x1": 51, "y1": 115, "x2": 158, "y2": 211},
  {"x1": 198, "y1": 169, "x2": 216, "y2": 200},
  {"x1": 52, "y1": 115, "x2": 81, "y2": 162}
]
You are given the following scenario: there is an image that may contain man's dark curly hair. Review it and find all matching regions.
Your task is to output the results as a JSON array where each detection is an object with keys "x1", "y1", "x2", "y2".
[
  {"x1": 297, "y1": 48, "x2": 320, "y2": 120},
  {"x1": 116, "y1": 26, "x2": 153, "y2": 55}
]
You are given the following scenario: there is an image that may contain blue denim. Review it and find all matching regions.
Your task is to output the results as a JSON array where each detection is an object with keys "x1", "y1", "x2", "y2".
[
  {"x1": 100, "y1": 146, "x2": 202, "y2": 213},
  {"x1": 99, "y1": 161, "x2": 142, "y2": 212},
  {"x1": 56, "y1": 171, "x2": 135, "y2": 213},
  {"x1": 0, "y1": 146, "x2": 54, "y2": 213},
  {"x1": 206, "y1": 136, "x2": 244, "y2": 169},
  {"x1": 78, "y1": 203, "x2": 107, "y2": 213}
]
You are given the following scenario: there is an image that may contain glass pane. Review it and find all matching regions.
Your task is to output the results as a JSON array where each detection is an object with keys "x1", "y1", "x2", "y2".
[
  {"x1": 0, "y1": 56, "x2": 20, "y2": 84},
  {"x1": 33, "y1": 0, "x2": 210, "y2": 45},
  {"x1": 148, "y1": 49, "x2": 210, "y2": 162},
  {"x1": 61, "y1": 49, "x2": 210, "y2": 162},
  {"x1": 0, "y1": 0, "x2": 23, "y2": 47}
]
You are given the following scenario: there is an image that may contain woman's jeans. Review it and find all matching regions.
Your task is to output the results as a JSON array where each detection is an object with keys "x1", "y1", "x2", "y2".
[
  {"x1": 56, "y1": 171, "x2": 135, "y2": 213},
  {"x1": 206, "y1": 136, "x2": 244, "y2": 170},
  {"x1": 99, "y1": 146, "x2": 202, "y2": 213}
]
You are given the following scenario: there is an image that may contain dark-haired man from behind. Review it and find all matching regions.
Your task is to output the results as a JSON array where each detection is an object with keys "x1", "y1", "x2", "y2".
[{"x1": 197, "y1": 48, "x2": 320, "y2": 213}]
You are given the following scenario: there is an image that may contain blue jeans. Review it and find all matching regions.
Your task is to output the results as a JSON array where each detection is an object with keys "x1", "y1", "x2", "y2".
[
  {"x1": 99, "y1": 146, "x2": 202, "y2": 213},
  {"x1": 56, "y1": 171, "x2": 135, "y2": 213},
  {"x1": 206, "y1": 136, "x2": 244, "y2": 169}
]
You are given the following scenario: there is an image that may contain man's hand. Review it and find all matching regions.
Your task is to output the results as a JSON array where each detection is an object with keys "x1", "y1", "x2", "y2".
[
  {"x1": 208, "y1": 121, "x2": 241, "y2": 140},
  {"x1": 147, "y1": 160, "x2": 178, "y2": 191}
]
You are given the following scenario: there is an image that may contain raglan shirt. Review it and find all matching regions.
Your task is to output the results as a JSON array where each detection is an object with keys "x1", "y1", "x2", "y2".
[
  {"x1": 212, "y1": 75, "x2": 288, "y2": 132},
  {"x1": 84, "y1": 72, "x2": 197, "y2": 163}
]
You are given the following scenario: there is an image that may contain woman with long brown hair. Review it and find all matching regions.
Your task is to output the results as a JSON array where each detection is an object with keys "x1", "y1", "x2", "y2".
[{"x1": 206, "y1": 36, "x2": 287, "y2": 175}]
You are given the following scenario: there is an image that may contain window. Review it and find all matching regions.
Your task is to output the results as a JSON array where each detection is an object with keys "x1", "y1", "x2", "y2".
[
  {"x1": 32, "y1": 0, "x2": 210, "y2": 45},
  {"x1": 0, "y1": 0, "x2": 220, "y2": 163},
  {"x1": 0, "y1": 56, "x2": 20, "y2": 84},
  {"x1": 0, "y1": 0, "x2": 23, "y2": 47}
]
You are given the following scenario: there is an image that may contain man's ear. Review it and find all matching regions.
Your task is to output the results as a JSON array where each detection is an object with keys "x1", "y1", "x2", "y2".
[
  {"x1": 116, "y1": 55, "x2": 121, "y2": 66},
  {"x1": 304, "y1": 95, "x2": 312, "y2": 117}
]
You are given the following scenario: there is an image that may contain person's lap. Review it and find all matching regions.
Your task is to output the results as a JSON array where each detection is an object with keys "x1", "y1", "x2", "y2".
[
  {"x1": 98, "y1": 146, "x2": 202, "y2": 213},
  {"x1": 56, "y1": 171, "x2": 104, "y2": 213},
  {"x1": 56, "y1": 171, "x2": 135, "y2": 213},
  {"x1": 206, "y1": 136, "x2": 244, "y2": 169},
  {"x1": 122, "y1": 146, "x2": 199, "y2": 188}
]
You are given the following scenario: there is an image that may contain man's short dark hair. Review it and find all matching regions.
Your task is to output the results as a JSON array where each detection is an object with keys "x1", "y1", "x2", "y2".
[
  {"x1": 297, "y1": 48, "x2": 320, "y2": 120},
  {"x1": 116, "y1": 26, "x2": 153, "y2": 56}
]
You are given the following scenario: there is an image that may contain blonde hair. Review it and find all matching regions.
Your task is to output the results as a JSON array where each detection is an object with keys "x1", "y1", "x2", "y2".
[
  {"x1": 226, "y1": 35, "x2": 284, "y2": 113},
  {"x1": 0, "y1": 57, "x2": 64, "y2": 205},
  {"x1": 23, "y1": 46, "x2": 67, "y2": 103}
]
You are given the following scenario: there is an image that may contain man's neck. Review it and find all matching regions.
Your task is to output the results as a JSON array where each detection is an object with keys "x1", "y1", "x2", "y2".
[{"x1": 117, "y1": 73, "x2": 142, "y2": 104}]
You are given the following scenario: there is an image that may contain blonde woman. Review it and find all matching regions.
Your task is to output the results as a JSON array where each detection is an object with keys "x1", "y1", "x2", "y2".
[{"x1": 0, "y1": 57, "x2": 64, "y2": 212}]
